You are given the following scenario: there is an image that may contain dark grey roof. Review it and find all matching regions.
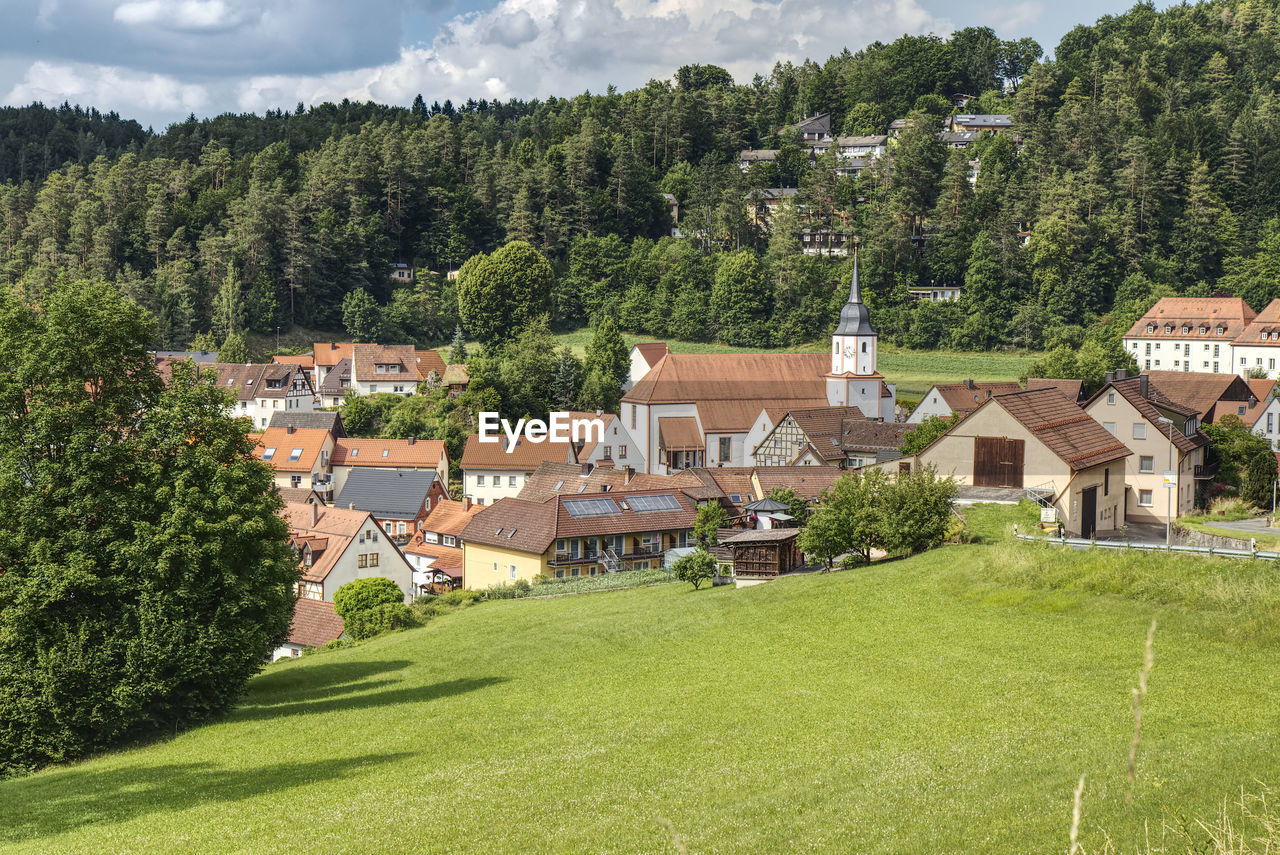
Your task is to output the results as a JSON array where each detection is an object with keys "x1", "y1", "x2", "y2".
[
  {"x1": 834, "y1": 252, "x2": 876, "y2": 337},
  {"x1": 744, "y1": 498, "x2": 789, "y2": 512},
  {"x1": 267, "y1": 410, "x2": 346, "y2": 437},
  {"x1": 320, "y1": 357, "x2": 352, "y2": 396},
  {"x1": 334, "y1": 468, "x2": 438, "y2": 519}
]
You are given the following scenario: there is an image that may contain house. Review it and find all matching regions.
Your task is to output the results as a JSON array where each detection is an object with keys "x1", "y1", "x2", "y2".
[
  {"x1": 751, "y1": 406, "x2": 867, "y2": 467},
  {"x1": 251, "y1": 426, "x2": 336, "y2": 499},
  {"x1": 281, "y1": 502, "x2": 414, "y2": 602},
  {"x1": 575, "y1": 412, "x2": 645, "y2": 472},
  {"x1": 442, "y1": 363, "x2": 470, "y2": 397},
  {"x1": 887, "y1": 118, "x2": 907, "y2": 137},
  {"x1": 390, "y1": 262, "x2": 413, "y2": 282},
  {"x1": 722, "y1": 528, "x2": 801, "y2": 585},
  {"x1": 350, "y1": 344, "x2": 420, "y2": 397},
  {"x1": 1026, "y1": 378, "x2": 1085, "y2": 403},
  {"x1": 621, "y1": 257, "x2": 895, "y2": 473},
  {"x1": 267, "y1": 410, "x2": 345, "y2": 437},
  {"x1": 837, "y1": 421, "x2": 911, "y2": 468},
  {"x1": 799, "y1": 227, "x2": 853, "y2": 257},
  {"x1": 939, "y1": 131, "x2": 982, "y2": 149},
  {"x1": 271, "y1": 353, "x2": 316, "y2": 386},
  {"x1": 401, "y1": 494, "x2": 481, "y2": 594},
  {"x1": 313, "y1": 342, "x2": 357, "y2": 388},
  {"x1": 906, "y1": 379, "x2": 1023, "y2": 424},
  {"x1": 1231, "y1": 298, "x2": 1280, "y2": 378},
  {"x1": 746, "y1": 187, "x2": 799, "y2": 226},
  {"x1": 414, "y1": 497, "x2": 483, "y2": 549},
  {"x1": 1122, "y1": 297, "x2": 1255, "y2": 374},
  {"x1": 201, "y1": 362, "x2": 317, "y2": 428},
  {"x1": 272, "y1": 598, "x2": 344, "y2": 661},
  {"x1": 786, "y1": 112, "x2": 832, "y2": 142},
  {"x1": 836, "y1": 135, "x2": 888, "y2": 158},
  {"x1": 738, "y1": 149, "x2": 779, "y2": 171},
  {"x1": 945, "y1": 114, "x2": 1013, "y2": 134},
  {"x1": 908, "y1": 284, "x2": 962, "y2": 302},
  {"x1": 277, "y1": 486, "x2": 326, "y2": 506},
  {"x1": 460, "y1": 433, "x2": 578, "y2": 506},
  {"x1": 334, "y1": 468, "x2": 448, "y2": 542},
  {"x1": 1141, "y1": 370, "x2": 1259, "y2": 423},
  {"x1": 895, "y1": 387, "x2": 1130, "y2": 537},
  {"x1": 330, "y1": 437, "x2": 450, "y2": 496},
  {"x1": 625, "y1": 342, "x2": 670, "y2": 391},
  {"x1": 460, "y1": 488, "x2": 703, "y2": 587},
  {"x1": 413, "y1": 349, "x2": 447, "y2": 385},
  {"x1": 1084, "y1": 372, "x2": 1210, "y2": 524},
  {"x1": 318, "y1": 357, "x2": 352, "y2": 407}
]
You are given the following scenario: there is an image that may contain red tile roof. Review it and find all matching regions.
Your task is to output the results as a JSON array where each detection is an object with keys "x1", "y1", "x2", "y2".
[
  {"x1": 314, "y1": 342, "x2": 357, "y2": 368},
  {"x1": 928, "y1": 380, "x2": 1023, "y2": 417},
  {"x1": 414, "y1": 350, "x2": 446, "y2": 380},
  {"x1": 460, "y1": 433, "x2": 576, "y2": 471},
  {"x1": 280, "y1": 502, "x2": 375, "y2": 582},
  {"x1": 332, "y1": 437, "x2": 447, "y2": 469},
  {"x1": 1232, "y1": 298, "x2": 1280, "y2": 346},
  {"x1": 253, "y1": 427, "x2": 332, "y2": 472},
  {"x1": 995, "y1": 388, "x2": 1131, "y2": 470},
  {"x1": 420, "y1": 499, "x2": 483, "y2": 538},
  {"x1": 658, "y1": 417, "x2": 703, "y2": 451},
  {"x1": 1142, "y1": 371, "x2": 1257, "y2": 421},
  {"x1": 1026, "y1": 377, "x2": 1084, "y2": 402},
  {"x1": 352, "y1": 344, "x2": 418, "y2": 383},
  {"x1": 287, "y1": 598, "x2": 344, "y2": 648},
  {"x1": 272, "y1": 354, "x2": 315, "y2": 370},
  {"x1": 1125, "y1": 297, "x2": 1256, "y2": 341},
  {"x1": 633, "y1": 342, "x2": 670, "y2": 368}
]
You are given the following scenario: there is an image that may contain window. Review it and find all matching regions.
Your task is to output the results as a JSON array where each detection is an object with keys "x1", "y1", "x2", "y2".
[
  {"x1": 288, "y1": 447, "x2": 303, "y2": 462},
  {"x1": 1106, "y1": 392, "x2": 1115, "y2": 405},
  {"x1": 1132, "y1": 423, "x2": 1146, "y2": 440},
  {"x1": 370, "y1": 385, "x2": 378, "y2": 393},
  {"x1": 1269, "y1": 414, "x2": 1274, "y2": 433},
  {"x1": 442, "y1": 535, "x2": 456, "y2": 546},
  {"x1": 619, "y1": 445, "x2": 627, "y2": 459},
  {"x1": 509, "y1": 565, "x2": 517, "y2": 580},
  {"x1": 1214, "y1": 344, "x2": 1220, "y2": 357},
  {"x1": 290, "y1": 475, "x2": 302, "y2": 488},
  {"x1": 262, "y1": 447, "x2": 276, "y2": 461},
  {"x1": 1104, "y1": 466, "x2": 1110, "y2": 496},
  {"x1": 1139, "y1": 489, "x2": 1153, "y2": 507},
  {"x1": 554, "y1": 569, "x2": 565, "y2": 579},
  {"x1": 1239, "y1": 406, "x2": 1247, "y2": 416},
  {"x1": 603, "y1": 446, "x2": 612, "y2": 460},
  {"x1": 477, "y1": 475, "x2": 486, "y2": 486},
  {"x1": 357, "y1": 554, "x2": 368, "y2": 568},
  {"x1": 1139, "y1": 455, "x2": 1154, "y2": 474},
  {"x1": 508, "y1": 475, "x2": 516, "y2": 487},
  {"x1": 1103, "y1": 422, "x2": 1116, "y2": 435},
  {"x1": 571, "y1": 568, "x2": 580, "y2": 577},
  {"x1": 629, "y1": 404, "x2": 636, "y2": 430},
  {"x1": 396, "y1": 521, "x2": 407, "y2": 535},
  {"x1": 369, "y1": 553, "x2": 378, "y2": 567},
  {"x1": 719, "y1": 437, "x2": 731, "y2": 461}
]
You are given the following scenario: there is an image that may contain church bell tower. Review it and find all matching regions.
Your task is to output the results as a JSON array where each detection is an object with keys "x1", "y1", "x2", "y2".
[{"x1": 826, "y1": 246, "x2": 890, "y2": 417}]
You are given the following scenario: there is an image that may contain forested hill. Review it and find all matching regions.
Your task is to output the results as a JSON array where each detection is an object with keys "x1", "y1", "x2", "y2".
[{"x1": 2, "y1": 0, "x2": 1279, "y2": 358}]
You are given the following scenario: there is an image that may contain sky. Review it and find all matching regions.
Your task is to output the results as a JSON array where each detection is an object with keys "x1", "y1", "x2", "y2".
[{"x1": 0, "y1": 0, "x2": 1138, "y2": 129}]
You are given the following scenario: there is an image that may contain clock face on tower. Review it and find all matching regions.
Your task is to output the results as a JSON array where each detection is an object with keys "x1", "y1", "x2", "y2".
[{"x1": 843, "y1": 344, "x2": 856, "y2": 358}]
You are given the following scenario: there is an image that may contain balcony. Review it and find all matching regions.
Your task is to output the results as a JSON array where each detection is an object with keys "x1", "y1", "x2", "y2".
[
  {"x1": 1193, "y1": 462, "x2": 1219, "y2": 480},
  {"x1": 311, "y1": 476, "x2": 334, "y2": 495}
]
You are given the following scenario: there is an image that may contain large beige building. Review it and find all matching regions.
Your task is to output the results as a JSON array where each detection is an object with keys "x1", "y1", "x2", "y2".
[
  {"x1": 1083, "y1": 373, "x2": 1209, "y2": 525},
  {"x1": 898, "y1": 387, "x2": 1130, "y2": 537},
  {"x1": 1122, "y1": 297, "x2": 1255, "y2": 375}
]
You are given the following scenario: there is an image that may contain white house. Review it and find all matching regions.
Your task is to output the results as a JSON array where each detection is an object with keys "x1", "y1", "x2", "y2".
[
  {"x1": 575, "y1": 412, "x2": 645, "y2": 472},
  {"x1": 1231, "y1": 298, "x2": 1280, "y2": 379},
  {"x1": 349, "y1": 344, "x2": 447, "y2": 397},
  {"x1": 624, "y1": 342, "x2": 670, "y2": 391},
  {"x1": 906, "y1": 380, "x2": 1022, "y2": 424},
  {"x1": 282, "y1": 503, "x2": 414, "y2": 603},
  {"x1": 196, "y1": 362, "x2": 317, "y2": 429},
  {"x1": 1122, "y1": 297, "x2": 1255, "y2": 375},
  {"x1": 459, "y1": 434, "x2": 577, "y2": 505}
]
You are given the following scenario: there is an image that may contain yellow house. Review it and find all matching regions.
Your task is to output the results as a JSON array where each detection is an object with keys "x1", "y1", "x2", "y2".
[
  {"x1": 459, "y1": 489, "x2": 703, "y2": 588},
  {"x1": 1083, "y1": 374, "x2": 1210, "y2": 524},
  {"x1": 890, "y1": 387, "x2": 1131, "y2": 538}
]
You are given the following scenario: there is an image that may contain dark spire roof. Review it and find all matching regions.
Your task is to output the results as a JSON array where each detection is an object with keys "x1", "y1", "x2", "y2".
[{"x1": 834, "y1": 245, "x2": 876, "y2": 336}]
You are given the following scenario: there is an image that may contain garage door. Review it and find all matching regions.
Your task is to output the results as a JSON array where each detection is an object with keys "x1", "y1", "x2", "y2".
[{"x1": 973, "y1": 436, "x2": 1025, "y2": 488}]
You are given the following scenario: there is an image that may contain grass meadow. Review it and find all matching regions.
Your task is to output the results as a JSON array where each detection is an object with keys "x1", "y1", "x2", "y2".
[{"x1": 1, "y1": 503, "x2": 1277, "y2": 854}]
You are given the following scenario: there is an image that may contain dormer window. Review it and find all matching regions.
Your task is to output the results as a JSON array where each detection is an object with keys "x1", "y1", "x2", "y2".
[
  {"x1": 1147, "y1": 324, "x2": 1155, "y2": 333},
  {"x1": 288, "y1": 448, "x2": 303, "y2": 461},
  {"x1": 1218, "y1": 326, "x2": 1225, "y2": 335},
  {"x1": 1164, "y1": 325, "x2": 1173, "y2": 334},
  {"x1": 1199, "y1": 325, "x2": 1207, "y2": 335},
  {"x1": 262, "y1": 447, "x2": 276, "y2": 461}
]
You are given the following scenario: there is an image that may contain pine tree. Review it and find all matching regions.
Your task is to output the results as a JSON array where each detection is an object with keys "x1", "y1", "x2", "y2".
[
  {"x1": 448, "y1": 324, "x2": 468, "y2": 364},
  {"x1": 552, "y1": 346, "x2": 583, "y2": 410}
]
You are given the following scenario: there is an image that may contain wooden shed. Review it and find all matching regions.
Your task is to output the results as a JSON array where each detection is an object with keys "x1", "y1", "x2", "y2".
[{"x1": 720, "y1": 528, "x2": 801, "y2": 581}]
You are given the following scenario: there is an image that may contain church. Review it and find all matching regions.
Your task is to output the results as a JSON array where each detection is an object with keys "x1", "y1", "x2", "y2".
[{"x1": 620, "y1": 255, "x2": 896, "y2": 474}]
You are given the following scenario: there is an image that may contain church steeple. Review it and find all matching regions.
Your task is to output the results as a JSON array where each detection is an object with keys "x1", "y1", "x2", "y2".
[
  {"x1": 826, "y1": 240, "x2": 894, "y2": 418},
  {"x1": 834, "y1": 243, "x2": 876, "y2": 338}
]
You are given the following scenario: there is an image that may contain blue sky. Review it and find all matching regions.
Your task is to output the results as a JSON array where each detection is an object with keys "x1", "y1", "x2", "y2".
[{"x1": 0, "y1": 0, "x2": 1141, "y2": 129}]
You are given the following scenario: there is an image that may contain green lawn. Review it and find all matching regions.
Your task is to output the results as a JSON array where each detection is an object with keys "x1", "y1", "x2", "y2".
[{"x1": 4, "y1": 506, "x2": 1277, "y2": 854}]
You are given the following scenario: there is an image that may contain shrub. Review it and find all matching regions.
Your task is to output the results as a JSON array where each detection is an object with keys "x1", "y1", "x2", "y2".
[
  {"x1": 672, "y1": 550, "x2": 717, "y2": 589},
  {"x1": 513, "y1": 579, "x2": 532, "y2": 596},
  {"x1": 413, "y1": 593, "x2": 438, "y2": 605},
  {"x1": 411, "y1": 602, "x2": 440, "y2": 622},
  {"x1": 436, "y1": 589, "x2": 484, "y2": 607},
  {"x1": 484, "y1": 585, "x2": 519, "y2": 600},
  {"x1": 306, "y1": 638, "x2": 355, "y2": 656},
  {"x1": 333, "y1": 577, "x2": 405, "y2": 619},
  {"x1": 343, "y1": 602, "x2": 414, "y2": 640}
]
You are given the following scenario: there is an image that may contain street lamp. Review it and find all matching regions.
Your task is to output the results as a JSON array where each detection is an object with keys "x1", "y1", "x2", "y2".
[{"x1": 1157, "y1": 416, "x2": 1174, "y2": 547}]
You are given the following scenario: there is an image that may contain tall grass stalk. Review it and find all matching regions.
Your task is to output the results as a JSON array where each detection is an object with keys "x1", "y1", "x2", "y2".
[{"x1": 1128, "y1": 619, "x2": 1157, "y2": 803}]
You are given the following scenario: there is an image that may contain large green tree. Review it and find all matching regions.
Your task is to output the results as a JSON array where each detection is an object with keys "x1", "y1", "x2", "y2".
[
  {"x1": 0, "y1": 282, "x2": 298, "y2": 776},
  {"x1": 456, "y1": 241, "x2": 554, "y2": 346}
]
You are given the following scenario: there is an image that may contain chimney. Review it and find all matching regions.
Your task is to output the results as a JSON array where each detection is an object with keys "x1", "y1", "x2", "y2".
[
  {"x1": 1105, "y1": 371, "x2": 1115, "y2": 384},
  {"x1": 464, "y1": 497, "x2": 472, "y2": 510},
  {"x1": 286, "y1": 425, "x2": 296, "y2": 435},
  {"x1": 1139, "y1": 374, "x2": 1149, "y2": 400},
  {"x1": 349, "y1": 502, "x2": 355, "y2": 510},
  {"x1": 581, "y1": 462, "x2": 592, "y2": 476},
  {"x1": 310, "y1": 501, "x2": 318, "y2": 527},
  {"x1": 407, "y1": 436, "x2": 415, "y2": 445},
  {"x1": 623, "y1": 466, "x2": 635, "y2": 484},
  {"x1": 1117, "y1": 368, "x2": 1129, "y2": 380},
  {"x1": 964, "y1": 378, "x2": 975, "y2": 390}
]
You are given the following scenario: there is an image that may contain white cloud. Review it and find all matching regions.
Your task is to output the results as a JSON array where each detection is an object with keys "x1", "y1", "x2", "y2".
[
  {"x1": 2, "y1": 0, "x2": 953, "y2": 126},
  {"x1": 113, "y1": 0, "x2": 253, "y2": 33},
  {"x1": 4, "y1": 60, "x2": 210, "y2": 119}
]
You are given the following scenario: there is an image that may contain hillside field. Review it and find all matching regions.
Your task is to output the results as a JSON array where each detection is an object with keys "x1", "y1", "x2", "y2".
[{"x1": 2, "y1": 504, "x2": 1277, "y2": 854}]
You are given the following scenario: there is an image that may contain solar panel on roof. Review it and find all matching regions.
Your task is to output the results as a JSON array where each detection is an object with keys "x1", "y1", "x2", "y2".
[
  {"x1": 564, "y1": 498, "x2": 621, "y2": 517},
  {"x1": 628, "y1": 494, "x2": 681, "y2": 513}
]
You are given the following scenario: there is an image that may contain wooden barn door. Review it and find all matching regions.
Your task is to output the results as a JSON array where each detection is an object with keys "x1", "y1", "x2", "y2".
[{"x1": 973, "y1": 437, "x2": 1025, "y2": 488}]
